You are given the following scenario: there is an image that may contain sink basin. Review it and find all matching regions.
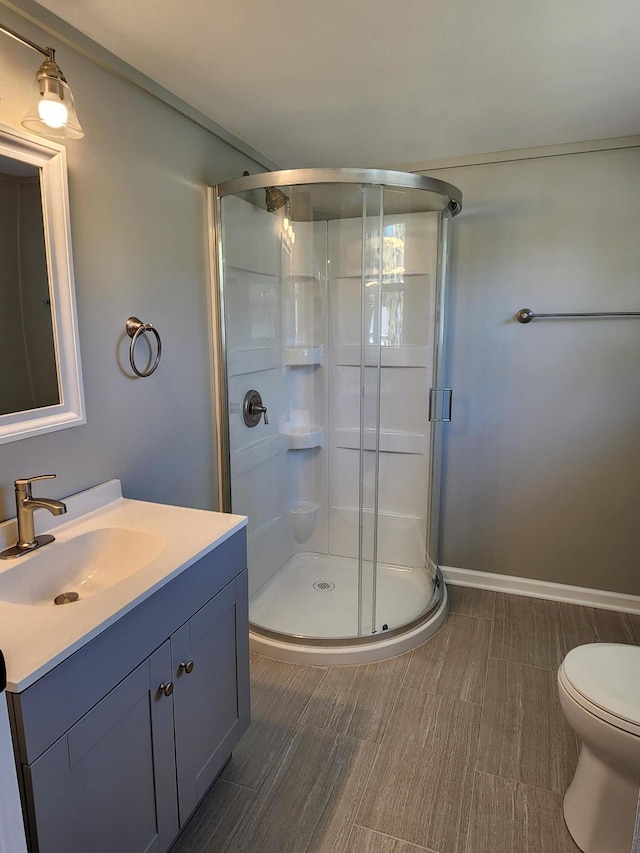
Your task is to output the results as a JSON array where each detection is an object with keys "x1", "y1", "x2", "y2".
[
  {"x1": 0, "y1": 527, "x2": 165, "y2": 606},
  {"x1": 0, "y1": 478, "x2": 247, "y2": 691}
]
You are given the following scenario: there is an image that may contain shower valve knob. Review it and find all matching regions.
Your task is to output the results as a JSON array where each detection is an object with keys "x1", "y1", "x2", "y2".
[{"x1": 243, "y1": 390, "x2": 269, "y2": 427}]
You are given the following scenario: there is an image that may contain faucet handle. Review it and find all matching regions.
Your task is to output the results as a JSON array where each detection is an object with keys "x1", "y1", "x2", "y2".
[{"x1": 15, "y1": 474, "x2": 56, "y2": 492}]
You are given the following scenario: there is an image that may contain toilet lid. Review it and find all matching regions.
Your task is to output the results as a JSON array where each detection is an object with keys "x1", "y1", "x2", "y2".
[{"x1": 561, "y1": 643, "x2": 640, "y2": 730}]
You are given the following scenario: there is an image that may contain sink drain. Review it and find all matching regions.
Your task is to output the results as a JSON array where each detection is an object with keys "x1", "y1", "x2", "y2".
[
  {"x1": 313, "y1": 581, "x2": 335, "y2": 591},
  {"x1": 54, "y1": 591, "x2": 79, "y2": 605}
]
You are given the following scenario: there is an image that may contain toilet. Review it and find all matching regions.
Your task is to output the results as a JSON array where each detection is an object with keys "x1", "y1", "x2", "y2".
[{"x1": 558, "y1": 643, "x2": 640, "y2": 853}]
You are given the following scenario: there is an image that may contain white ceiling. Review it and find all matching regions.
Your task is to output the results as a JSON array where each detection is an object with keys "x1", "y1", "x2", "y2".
[{"x1": 37, "y1": 0, "x2": 640, "y2": 168}]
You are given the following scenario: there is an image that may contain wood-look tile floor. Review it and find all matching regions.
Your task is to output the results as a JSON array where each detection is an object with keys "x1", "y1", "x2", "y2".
[{"x1": 172, "y1": 587, "x2": 640, "y2": 853}]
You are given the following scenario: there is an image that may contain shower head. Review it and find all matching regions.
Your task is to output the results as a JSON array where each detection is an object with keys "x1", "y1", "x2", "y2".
[
  {"x1": 265, "y1": 185, "x2": 289, "y2": 213},
  {"x1": 240, "y1": 172, "x2": 290, "y2": 214}
]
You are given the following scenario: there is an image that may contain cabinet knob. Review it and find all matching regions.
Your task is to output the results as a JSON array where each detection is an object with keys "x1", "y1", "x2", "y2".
[
  {"x1": 179, "y1": 660, "x2": 195, "y2": 674},
  {"x1": 158, "y1": 681, "x2": 173, "y2": 697}
]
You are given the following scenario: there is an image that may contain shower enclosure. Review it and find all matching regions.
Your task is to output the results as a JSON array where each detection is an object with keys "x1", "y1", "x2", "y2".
[{"x1": 208, "y1": 169, "x2": 462, "y2": 664}]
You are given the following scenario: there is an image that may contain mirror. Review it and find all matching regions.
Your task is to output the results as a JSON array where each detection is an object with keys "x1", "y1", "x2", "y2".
[
  {"x1": 0, "y1": 123, "x2": 84, "y2": 444},
  {"x1": 0, "y1": 154, "x2": 59, "y2": 415}
]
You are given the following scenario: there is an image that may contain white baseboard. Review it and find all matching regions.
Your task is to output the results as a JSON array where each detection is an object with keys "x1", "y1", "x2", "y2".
[{"x1": 441, "y1": 565, "x2": 640, "y2": 616}]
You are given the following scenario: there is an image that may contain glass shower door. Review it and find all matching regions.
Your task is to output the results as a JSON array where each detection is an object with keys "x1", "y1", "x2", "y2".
[{"x1": 215, "y1": 174, "x2": 454, "y2": 645}]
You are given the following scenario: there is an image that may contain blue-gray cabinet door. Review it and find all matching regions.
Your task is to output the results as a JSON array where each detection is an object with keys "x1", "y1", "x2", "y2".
[
  {"x1": 24, "y1": 641, "x2": 178, "y2": 853},
  {"x1": 171, "y1": 571, "x2": 250, "y2": 824}
]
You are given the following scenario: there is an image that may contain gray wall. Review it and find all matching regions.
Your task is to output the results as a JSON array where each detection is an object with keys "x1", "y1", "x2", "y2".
[
  {"x1": 429, "y1": 145, "x2": 640, "y2": 595},
  {"x1": 0, "y1": 7, "x2": 264, "y2": 519}
]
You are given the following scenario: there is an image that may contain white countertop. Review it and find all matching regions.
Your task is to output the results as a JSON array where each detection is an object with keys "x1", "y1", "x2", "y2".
[{"x1": 0, "y1": 480, "x2": 246, "y2": 692}]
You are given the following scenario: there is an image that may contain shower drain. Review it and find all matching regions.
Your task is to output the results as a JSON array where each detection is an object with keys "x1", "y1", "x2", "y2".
[{"x1": 313, "y1": 581, "x2": 335, "y2": 591}]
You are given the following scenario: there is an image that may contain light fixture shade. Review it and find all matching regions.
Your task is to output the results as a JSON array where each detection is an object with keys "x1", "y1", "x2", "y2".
[{"x1": 22, "y1": 58, "x2": 84, "y2": 139}]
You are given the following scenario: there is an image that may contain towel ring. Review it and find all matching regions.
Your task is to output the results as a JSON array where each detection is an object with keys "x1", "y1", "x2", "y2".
[{"x1": 125, "y1": 316, "x2": 162, "y2": 377}]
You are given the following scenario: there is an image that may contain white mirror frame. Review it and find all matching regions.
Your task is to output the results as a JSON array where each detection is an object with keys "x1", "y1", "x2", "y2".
[{"x1": 0, "y1": 123, "x2": 85, "y2": 444}]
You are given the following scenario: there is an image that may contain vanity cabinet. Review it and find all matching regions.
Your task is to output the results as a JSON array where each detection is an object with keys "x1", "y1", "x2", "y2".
[
  {"x1": 171, "y1": 579, "x2": 244, "y2": 822},
  {"x1": 25, "y1": 643, "x2": 177, "y2": 853},
  {"x1": 7, "y1": 530, "x2": 249, "y2": 853}
]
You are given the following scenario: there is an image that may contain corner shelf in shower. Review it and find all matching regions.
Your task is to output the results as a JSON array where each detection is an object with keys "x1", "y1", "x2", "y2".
[
  {"x1": 279, "y1": 426, "x2": 324, "y2": 450},
  {"x1": 284, "y1": 345, "x2": 323, "y2": 367}
]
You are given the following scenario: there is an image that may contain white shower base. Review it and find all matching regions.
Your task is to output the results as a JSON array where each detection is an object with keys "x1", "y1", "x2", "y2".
[{"x1": 249, "y1": 552, "x2": 448, "y2": 666}]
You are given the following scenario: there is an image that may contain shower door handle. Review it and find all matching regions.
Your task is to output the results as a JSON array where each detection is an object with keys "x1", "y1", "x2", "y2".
[{"x1": 428, "y1": 388, "x2": 453, "y2": 422}]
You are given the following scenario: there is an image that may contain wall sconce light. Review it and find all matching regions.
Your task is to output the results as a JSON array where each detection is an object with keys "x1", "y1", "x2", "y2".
[{"x1": 0, "y1": 22, "x2": 84, "y2": 139}]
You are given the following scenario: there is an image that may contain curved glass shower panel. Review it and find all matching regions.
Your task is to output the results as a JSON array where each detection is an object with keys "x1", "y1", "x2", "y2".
[
  {"x1": 212, "y1": 170, "x2": 461, "y2": 648},
  {"x1": 357, "y1": 185, "x2": 445, "y2": 632},
  {"x1": 427, "y1": 209, "x2": 453, "y2": 577}
]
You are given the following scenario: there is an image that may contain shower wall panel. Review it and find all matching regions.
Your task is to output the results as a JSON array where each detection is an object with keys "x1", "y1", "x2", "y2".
[
  {"x1": 280, "y1": 218, "x2": 329, "y2": 559},
  {"x1": 222, "y1": 196, "x2": 293, "y2": 596},
  {"x1": 222, "y1": 196, "x2": 329, "y2": 597}
]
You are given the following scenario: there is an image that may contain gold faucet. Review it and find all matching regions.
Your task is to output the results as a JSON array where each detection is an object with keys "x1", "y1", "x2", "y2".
[{"x1": 0, "y1": 475, "x2": 67, "y2": 560}]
